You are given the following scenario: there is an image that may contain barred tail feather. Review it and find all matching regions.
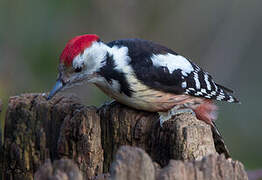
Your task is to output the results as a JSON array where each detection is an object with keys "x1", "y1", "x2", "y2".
[
  {"x1": 215, "y1": 84, "x2": 240, "y2": 103},
  {"x1": 215, "y1": 83, "x2": 234, "y2": 93}
]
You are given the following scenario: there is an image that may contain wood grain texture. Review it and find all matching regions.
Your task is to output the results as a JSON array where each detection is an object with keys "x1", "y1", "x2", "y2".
[{"x1": 0, "y1": 94, "x2": 247, "y2": 180}]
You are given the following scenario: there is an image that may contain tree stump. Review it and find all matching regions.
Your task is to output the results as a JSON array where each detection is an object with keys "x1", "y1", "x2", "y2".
[
  {"x1": 34, "y1": 159, "x2": 83, "y2": 180},
  {"x1": 0, "y1": 94, "x2": 247, "y2": 180},
  {"x1": 99, "y1": 101, "x2": 216, "y2": 171},
  {"x1": 34, "y1": 146, "x2": 248, "y2": 180},
  {"x1": 110, "y1": 146, "x2": 248, "y2": 180}
]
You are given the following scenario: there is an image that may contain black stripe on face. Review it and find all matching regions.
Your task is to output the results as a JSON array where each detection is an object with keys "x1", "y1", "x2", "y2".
[{"x1": 97, "y1": 53, "x2": 133, "y2": 97}]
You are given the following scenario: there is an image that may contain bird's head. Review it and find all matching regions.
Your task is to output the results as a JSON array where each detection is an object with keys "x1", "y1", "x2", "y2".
[{"x1": 47, "y1": 34, "x2": 108, "y2": 100}]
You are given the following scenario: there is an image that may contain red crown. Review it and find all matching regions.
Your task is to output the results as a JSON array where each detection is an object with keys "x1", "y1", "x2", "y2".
[{"x1": 60, "y1": 34, "x2": 100, "y2": 66}]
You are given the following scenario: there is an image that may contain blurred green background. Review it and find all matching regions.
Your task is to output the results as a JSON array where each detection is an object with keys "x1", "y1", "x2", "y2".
[{"x1": 0, "y1": 0, "x2": 261, "y2": 170}]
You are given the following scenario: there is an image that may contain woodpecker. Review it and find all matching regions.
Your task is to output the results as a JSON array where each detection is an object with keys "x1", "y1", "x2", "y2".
[{"x1": 47, "y1": 34, "x2": 239, "y2": 157}]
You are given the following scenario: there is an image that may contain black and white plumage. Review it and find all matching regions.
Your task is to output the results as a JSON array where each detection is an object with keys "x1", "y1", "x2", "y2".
[
  {"x1": 106, "y1": 38, "x2": 238, "y2": 103},
  {"x1": 48, "y1": 34, "x2": 239, "y2": 115},
  {"x1": 47, "y1": 34, "x2": 239, "y2": 158},
  {"x1": 49, "y1": 35, "x2": 238, "y2": 114}
]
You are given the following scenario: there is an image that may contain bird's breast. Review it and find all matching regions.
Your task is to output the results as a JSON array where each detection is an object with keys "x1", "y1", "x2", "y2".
[{"x1": 94, "y1": 75, "x2": 203, "y2": 112}]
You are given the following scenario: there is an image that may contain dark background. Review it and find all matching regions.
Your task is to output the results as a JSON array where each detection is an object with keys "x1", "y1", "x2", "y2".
[{"x1": 1, "y1": 0, "x2": 261, "y2": 169}]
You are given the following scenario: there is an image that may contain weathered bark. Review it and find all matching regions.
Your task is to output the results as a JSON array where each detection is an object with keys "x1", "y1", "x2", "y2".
[
  {"x1": 108, "y1": 146, "x2": 248, "y2": 180},
  {"x1": 1, "y1": 94, "x2": 103, "y2": 180},
  {"x1": 35, "y1": 146, "x2": 248, "y2": 180},
  {"x1": 34, "y1": 159, "x2": 83, "y2": 180},
  {"x1": 109, "y1": 146, "x2": 155, "y2": 180},
  {"x1": 0, "y1": 93, "x2": 246, "y2": 180},
  {"x1": 57, "y1": 105, "x2": 103, "y2": 178},
  {"x1": 156, "y1": 155, "x2": 248, "y2": 180},
  {"x1": 99, "y1": 102, "x2": 216, "y2": 171}
]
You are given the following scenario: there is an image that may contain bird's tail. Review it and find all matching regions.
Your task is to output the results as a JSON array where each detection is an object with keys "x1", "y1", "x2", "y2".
[
  {"x1": 211, "y1": 121, "x2": 231, "y2": 158},
  {"x1": 215, "y1": 83, "x2": 240, "y2": 103},
  {"x1": 192, "y1": 100, "x2": 231, "y2": 158}
]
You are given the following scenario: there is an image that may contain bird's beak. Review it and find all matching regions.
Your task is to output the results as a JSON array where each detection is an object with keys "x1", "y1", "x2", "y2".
[{"x1": 47, "y1": 79, "x2": 64, "y2": 100}]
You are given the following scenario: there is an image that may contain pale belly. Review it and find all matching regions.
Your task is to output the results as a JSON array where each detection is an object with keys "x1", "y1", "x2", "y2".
[{"x1": 94, "y1": 80, "x2": 202, "y2": 112}]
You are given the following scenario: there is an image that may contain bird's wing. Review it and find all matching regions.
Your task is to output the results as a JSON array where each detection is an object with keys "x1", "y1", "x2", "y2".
[{"x1": 107, "y1": 39, "x2": 239, "y2": 103}]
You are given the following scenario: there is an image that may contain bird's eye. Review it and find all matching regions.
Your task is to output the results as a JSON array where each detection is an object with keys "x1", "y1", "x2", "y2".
[{"x1": 74, "y1": 67, "x2": 82, "y2": 73}]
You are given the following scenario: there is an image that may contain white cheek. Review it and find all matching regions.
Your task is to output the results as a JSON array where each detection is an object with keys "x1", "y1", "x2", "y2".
[
  {"x1": 73, "y1": 54, "x2": 85, "y2": 68},
  {"x1": 72, "y1": 42, "x2": 107, "y2": 73}
]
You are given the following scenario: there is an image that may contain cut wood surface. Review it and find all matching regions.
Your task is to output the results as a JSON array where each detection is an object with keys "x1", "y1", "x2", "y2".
[{"x1": 0, "y1": 93, "x2": 247, "y2": 180}]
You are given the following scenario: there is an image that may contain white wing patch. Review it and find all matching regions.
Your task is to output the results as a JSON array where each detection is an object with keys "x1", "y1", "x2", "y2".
[
  {"x1": 106, "y1": 45, "x2": 133, "y2": 75},
  {"x1": 108, "y1": 46, "x2": 131, "y2": 70},
  {"x1": 151, "y1": 53, "x2": 194, "y2": 76}
]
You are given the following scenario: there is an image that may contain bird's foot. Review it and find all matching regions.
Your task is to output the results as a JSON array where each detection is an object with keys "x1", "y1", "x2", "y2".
[{"x1": 158, "y1": 107, "x2": 195, "y2": 127}]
